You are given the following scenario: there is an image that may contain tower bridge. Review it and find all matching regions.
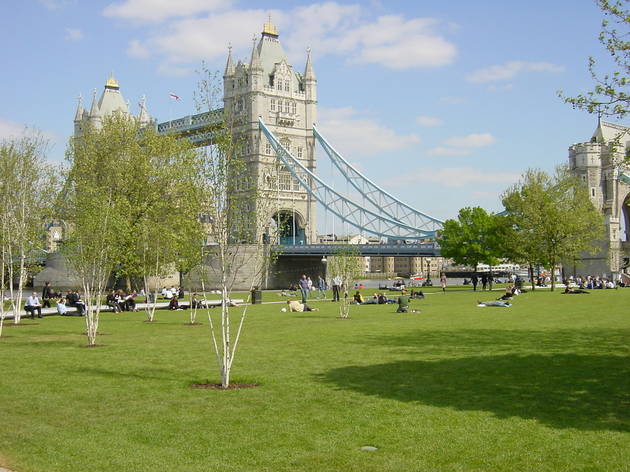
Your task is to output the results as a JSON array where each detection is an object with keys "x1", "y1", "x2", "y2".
[
  {"x1": 70, "y1": 20, "x2": 630, "y2": 281},
  {"x1": 155, "y1": 19, "x2": 444, "y2": 246}
]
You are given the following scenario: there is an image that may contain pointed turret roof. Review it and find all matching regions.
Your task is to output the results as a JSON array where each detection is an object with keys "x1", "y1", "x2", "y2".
[
  {"x1": 592, "y1": 120, "x2": 630, "y2": 144},
  {"x1": 89, "y1": 88, "x2": 99, "y2": 117},
  {"x1": 137, "y1": 95, "x2": 151, "y2": 126},
  {"x1": 250, "y1": 35, "x2": 262, "y2": 70},
  {"x1": 96, "y1": 75, "x2": 130, "y2": 117},
  {"x1": 304, "y1": 47, "x2": 316, "y2": 80},
  {"x1": 224, "y1": 44, "x2": 235, "y2": 76},
  {"x1": 74, "y1": 94, "x2": 84, "y2": 122}
]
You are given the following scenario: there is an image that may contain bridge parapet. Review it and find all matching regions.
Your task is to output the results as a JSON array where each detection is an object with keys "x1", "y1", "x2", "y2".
[
  {"x1": 157, "y1": 108, "x2": 224, "y2": 135},
  {"x1": 274, "y1": 243, "x2": 440, "y2": 257}
]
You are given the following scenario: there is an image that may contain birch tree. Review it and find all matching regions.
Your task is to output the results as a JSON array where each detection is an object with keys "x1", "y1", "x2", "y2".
[
  {"x1": 195, "y1": 66, "x2": 276, "y2": 388},
  {"x1": 0, "y1": 133, "x2": 55, "y2": 331},
  {"x1": 327, "y1": 245, "x2": 364, "y2": 319}
]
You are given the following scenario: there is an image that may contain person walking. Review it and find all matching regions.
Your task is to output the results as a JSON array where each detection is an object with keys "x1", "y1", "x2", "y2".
[
  {"x1": 440, "y1": 273, "x2": 447, "y2": 293},
  {"x1": 42, "y1": 281, "x2": 53, "y2": 308},
  {"x1": 317, "y1": 275, "x2": 326, "y2": 299},
  {"x1": 332, "y1": 274, "x2": 342, "y2": 302},
  {"x1": 299, "y1": 274, "x2": 310, "y2": 303},
  {"x1": 471, "y1": 273, "x2": 478, "y2": 291}
]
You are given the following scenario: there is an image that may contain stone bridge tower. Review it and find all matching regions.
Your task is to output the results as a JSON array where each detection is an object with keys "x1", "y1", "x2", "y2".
[
  {"x1": 568, "y1": 120, "x2": 630, "y2": 277},
  {"x1": 222, "y1": 20, "x2": 317, "y2": 244}
]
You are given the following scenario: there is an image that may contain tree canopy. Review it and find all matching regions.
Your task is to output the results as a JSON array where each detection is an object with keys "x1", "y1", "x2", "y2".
[
  {"x1": 560, "y1": 0, "x2": 629, "y2": 120},
  {"x1": 501, "y1": 167, "x2": 605, "y2": 290},
  {"x1": 438, "y1": 206, "x2": 502, "y2": 271}
]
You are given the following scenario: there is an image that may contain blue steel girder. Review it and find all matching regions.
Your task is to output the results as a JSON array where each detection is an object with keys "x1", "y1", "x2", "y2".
[
  {"x1": 275, "y1": 243, "x2": 440, "y2": 257},
  {"x1": 313, "y1": 125, "x2": 443, "y2": 231},
  {"x1": 156, "y1": 109, "x2": 224, "y2": 141},
  {"x1": 259, "y1": 118, "x2": 436, "y2": 241}
]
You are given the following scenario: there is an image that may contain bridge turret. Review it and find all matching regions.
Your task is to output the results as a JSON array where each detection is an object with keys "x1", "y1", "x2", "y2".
[
  {"x1": 73, "y1": 94, "x2": 85, "y2": 135},
  {"x1": 224, "y1": 44, "x2": 235, "y2": 78},
  {"x1": 303, "y1": 47, "x2": 317, "y2": 130}
]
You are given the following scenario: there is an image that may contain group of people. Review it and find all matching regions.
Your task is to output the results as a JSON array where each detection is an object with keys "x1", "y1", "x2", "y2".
[
  {"x1": 106, "y1": 290, "x2": 139, "y2": 313},
  {"x1": 566, "y1": 275, "x2": 616, "y2": 290}
]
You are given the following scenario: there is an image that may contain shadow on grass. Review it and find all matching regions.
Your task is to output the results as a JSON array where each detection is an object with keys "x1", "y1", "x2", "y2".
[
  {"x1": 361, "y1": 328, "x2": 630, "y2": 357},
  {"x1": 319, "y1": 353, "x2": 630, "y2": 432}
]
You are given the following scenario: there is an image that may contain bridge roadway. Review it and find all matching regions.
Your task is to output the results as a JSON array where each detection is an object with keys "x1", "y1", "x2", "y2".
[{"x1": 274, "y1": 243, "x2": 440, "y2": 257}]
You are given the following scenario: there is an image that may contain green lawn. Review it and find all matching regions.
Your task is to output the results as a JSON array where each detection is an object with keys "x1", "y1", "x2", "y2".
[{"x1": 1, "y1": 288, "x2": 628, "y2": 472}]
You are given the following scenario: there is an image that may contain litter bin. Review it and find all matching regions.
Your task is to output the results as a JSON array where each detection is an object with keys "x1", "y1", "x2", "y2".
[{"x1": 251, "y1": 288, "x2": 262, "y2": 304}]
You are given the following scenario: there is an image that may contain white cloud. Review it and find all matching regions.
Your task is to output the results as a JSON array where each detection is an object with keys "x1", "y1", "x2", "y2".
[
  {"x1": 426, "y1": 133, "x2": 495, "y2": 156},
  {"x1": 64, "y1": 28, "x2": 83, "y2": 41},
  {"x1": 317, "y1": 107, "x2": 421, "y2": 158},
  {"x1": 426, "y1": 146, "x2": 471, "y2": 156},
  {"x1": 416, "y1": 115, "x2": 443, "y2": 127},
  {"x1": 127, "y1": 39, "x2": 150, "y2": 58},
  {"x1": 340, "y1": 15, "x2": 456, "y2": 69},
  {"x1": 0, "y1": 118, "x2": 59, "y2": 146},
  {"x1": 384, "y1": 167, "x2": 520, "y2": 189},
  {"x1": 444, "y1": 133, "x2": 495, "y2": 148},
  {"x1": 109, "y1": 3, "x2": 456, "y2": 73},
  {"x1": 467, "y1": 61, "x2": 564, "y2": 83},
  {"x1": 103, "y1": 0, "x2": 233, "y2": 23}
]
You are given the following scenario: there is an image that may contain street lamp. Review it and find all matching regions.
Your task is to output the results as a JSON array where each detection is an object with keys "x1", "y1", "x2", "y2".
[{"x1": 426, "y1": 258, "x2": 431, "y2": 283}]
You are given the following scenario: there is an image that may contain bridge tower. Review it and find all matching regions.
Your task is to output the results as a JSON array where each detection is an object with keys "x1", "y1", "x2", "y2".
[
  {"x1": 73, "y1": 75, "x2": 152, "y2": 136},
  {"x1": 568, "y1": 120, "x2": 630, "y2": 277},
  {"x1": 223, "y1": 20, "x2": 317, "y2": 244}
]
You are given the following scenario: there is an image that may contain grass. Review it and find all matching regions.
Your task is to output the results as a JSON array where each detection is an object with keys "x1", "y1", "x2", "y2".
[{"x1": 0, "y1": 287, "x2": 628, "y2": 471}]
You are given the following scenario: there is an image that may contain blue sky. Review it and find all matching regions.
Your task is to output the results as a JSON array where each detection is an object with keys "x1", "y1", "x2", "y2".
[{"x1": 0, "y1": 0, "x2": 618, "y2": 227}]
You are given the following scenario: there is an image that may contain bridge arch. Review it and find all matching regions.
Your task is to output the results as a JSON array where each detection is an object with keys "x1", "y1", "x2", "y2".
[{"x1": 270, "y1": 209, "x2": 307, "y2": 245}]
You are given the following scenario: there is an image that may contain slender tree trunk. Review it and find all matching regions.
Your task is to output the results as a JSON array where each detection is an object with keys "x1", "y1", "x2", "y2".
[{"x1": 529, "y1": 264, "x2": 535, "y2": 291}]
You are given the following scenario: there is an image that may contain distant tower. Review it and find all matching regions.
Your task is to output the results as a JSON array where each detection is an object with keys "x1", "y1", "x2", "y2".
[
  {"x1": 223, "y1": 20, "x2": 317, "y2": 244},
  {"x1": 74, "y1": 76, "x2": 152, "y2": 136},
  {"x1": 569, "y1": 120, "x2": 630, "y2": 276}
]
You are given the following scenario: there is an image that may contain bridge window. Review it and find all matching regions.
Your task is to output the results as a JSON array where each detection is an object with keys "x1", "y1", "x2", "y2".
[
  {"x1": 277, "y1": 100, "x2": 282, "y2": 113},
  {"x1": 277, "y1": 79, "x2": 282, "y2": 91},
  {"x1": 284, "y1": 101, "x2": 290, "y2": 113},
  {"x1": 592, "y1": 188, "x2": 595, "y2": 197},
  {"x1": 265, "y1": 142, "x2": 272, "y2": 155},
  {"x1": 271, "y1": 99, "x2": 276, "y2": 111},
  {"x1": 291, "y1": 101, "x2": 296, "y2": 114},
  {"x1": 292, "y1": 176, "x2": 301, "y2": 191},
  {"x1": 279, "y1": 172, "x2": 292, "y2": 190},
  {"x1": 297, "y1": 146, "x2": 303, "y2": 158},
  {"x1": 284, "y1": 80, "x2": 290, "y2": 91}
]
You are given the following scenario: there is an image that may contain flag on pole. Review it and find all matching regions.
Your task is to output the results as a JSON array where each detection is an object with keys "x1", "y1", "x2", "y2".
[{"x1": 169, "y1": 92, "x2": 181, "y2": 101}]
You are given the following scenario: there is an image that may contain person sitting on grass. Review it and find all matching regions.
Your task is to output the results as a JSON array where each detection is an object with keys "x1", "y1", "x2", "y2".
[
  {"x1": 396, "y1": 291, "x2": 410, "y2": 313},
  {"x1": 352, "y1": 291, "x2": 364, "y2": 304},
  {"x1": 56, "y1": 298, "x2": 68, "y2": 316},
  {"x1": 563, "y1": 286, "x2": 589, "y2": 294},
  {"x1": 168, "y1": 297, "x2": 180, "y2": 310},
  {"x1": 478, "y1": 300, "x2": 511, "y2": 307},
  {"x1": 498, "y1": 285, "x2": 517, "y2": 301},
  {"x1": 410, "y1": 289, "x2": 424, "y2": 299},
  {"x1": 363, "y1": 293, "x2": 379, "y2": 304},
  {"x1": 287, "y1": 300, "x2": 319, "y2": 312}
]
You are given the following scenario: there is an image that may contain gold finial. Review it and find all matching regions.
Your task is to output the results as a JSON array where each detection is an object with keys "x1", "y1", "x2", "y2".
[
  {"x1": 105, "y1": 74, "x2": 119, "y2": 89},
  {"x1": 262, "y1": 14, "x2": 278, "y2": 36}
]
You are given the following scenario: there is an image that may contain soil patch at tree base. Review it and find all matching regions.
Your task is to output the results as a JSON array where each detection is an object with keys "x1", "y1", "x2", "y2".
[
  {"x1": 190, "y1": 382, "x2": 259, "y2": 390},
  {"x1": 80, "y1": 344, "x2": 106, "y2": 348}
]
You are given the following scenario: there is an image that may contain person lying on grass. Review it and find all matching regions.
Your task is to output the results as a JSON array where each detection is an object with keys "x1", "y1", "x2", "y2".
[
  {"x1": 563, "y1": 287, "x2": 590, "y2": 294},
  {"x1": 478, "y1": 300, "x2": 511, "y2": 307},
  {"x1": 287, "y1": 300, "x2": 319, "y2": 312}
]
